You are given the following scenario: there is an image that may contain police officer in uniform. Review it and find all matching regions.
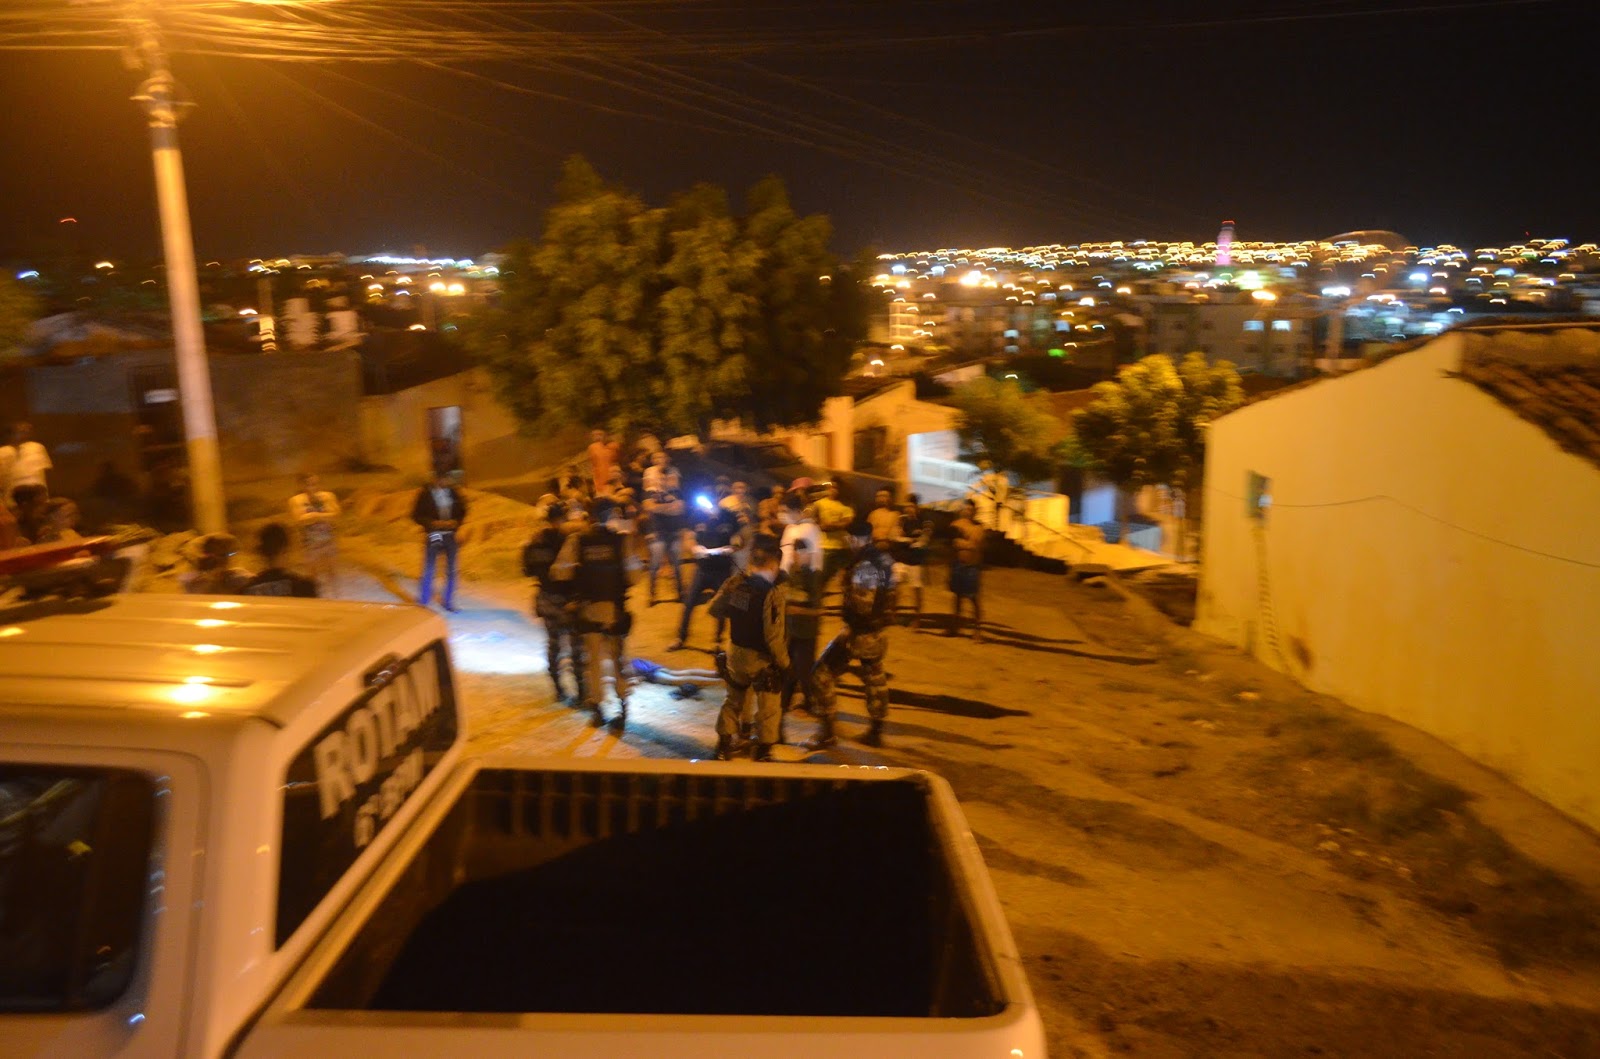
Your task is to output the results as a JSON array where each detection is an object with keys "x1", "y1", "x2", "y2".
[
  {"x1": 556, "y1": 499, "x2": 634, "y2": 728},
  {"x1": 811, "y1": 541, "x2": 896, "y2": 748},
  {"x1": 708, "y1": 534, "x2": 789, "y2": 761},
  {"x1": 523, "y1": 496, "x2": 582, "y2": 704}
]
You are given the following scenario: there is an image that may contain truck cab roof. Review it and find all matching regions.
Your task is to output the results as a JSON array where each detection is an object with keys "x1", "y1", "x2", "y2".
[{"x1": 0, "y1": 594, "x2": 435, "y2": 728}]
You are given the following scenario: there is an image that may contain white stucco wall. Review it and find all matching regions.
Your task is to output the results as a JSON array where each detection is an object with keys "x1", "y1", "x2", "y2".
[{"x1": 1195, "y1": 333, "x2": 1600, "y2": 829}]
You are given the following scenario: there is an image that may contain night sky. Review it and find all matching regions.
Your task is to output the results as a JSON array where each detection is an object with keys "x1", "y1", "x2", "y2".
[{"x1": 1, "y1": 0, "x2": 1593, "y2": 262}]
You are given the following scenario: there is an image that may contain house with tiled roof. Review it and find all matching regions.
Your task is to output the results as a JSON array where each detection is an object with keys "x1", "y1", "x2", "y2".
[{"x1": 1194, "y1": 321, "x2": 1600, "y2": 829}]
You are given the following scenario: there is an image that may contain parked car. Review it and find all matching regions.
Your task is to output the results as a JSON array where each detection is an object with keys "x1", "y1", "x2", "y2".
[{"x1": 670, "y1": 441, "x2": 889, "y2": 512}]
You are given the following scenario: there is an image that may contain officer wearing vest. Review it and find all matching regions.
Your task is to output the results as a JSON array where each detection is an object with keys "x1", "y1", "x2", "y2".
[
  {"x1": 708, "y1": 533, "x2": 789, "y2": 761},
  {"x1": 523, "y1": 496, "x2": 582, "y2": 705},
  {"x1": 554, "y1": 499, "x2": 635, "y2": 729},
  {"x1": 811, "y1": 542, "x2": 896, "y2": 748}
]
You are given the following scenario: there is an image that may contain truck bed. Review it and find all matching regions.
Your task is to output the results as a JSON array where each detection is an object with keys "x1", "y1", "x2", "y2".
[{"x1": 307, "y1": 766, "x2": 1000, "y2": 1019}]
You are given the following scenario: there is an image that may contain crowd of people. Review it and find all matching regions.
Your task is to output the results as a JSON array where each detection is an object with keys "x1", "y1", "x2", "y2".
[
  {"x1": 516, "y1": 428, "x2": 994, "y2": 760},
  {"x1": 6, "y1": 413, "x2": 997, "y2": 761}
]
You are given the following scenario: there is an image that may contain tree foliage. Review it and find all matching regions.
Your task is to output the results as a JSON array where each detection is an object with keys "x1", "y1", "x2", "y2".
[
  {"x1": 0, "y1": 275, "x2": 40, "y2": 358},
  {"x1": 1072, "y1": 351, "x2": 1244, "y2": 499},
  {"x1": 950, "y1": 376, "x2": 1064, "y2": 484},
  {"x1": 472, "y1": 157, "x2": 866, "y2": 439}
]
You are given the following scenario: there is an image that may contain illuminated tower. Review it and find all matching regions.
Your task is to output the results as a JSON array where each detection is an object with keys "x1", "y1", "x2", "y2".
[{"x1": 1217, "y1": 220, "x2": 1235, "y2": 267}]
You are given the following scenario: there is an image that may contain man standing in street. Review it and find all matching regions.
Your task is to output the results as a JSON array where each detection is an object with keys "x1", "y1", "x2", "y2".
[
  {"x1": 289, "y1": 472, "x2": 342, "y2": 598},
  {"x1": 894, "y1": 494, "x2": 931, "y2": 629},
  {"x1": 524, "y1": 497, "x2": 582, "y2": 705},
  {"x1": 811, "y1": 540, "x2": 897, "y2": 748},
  {"x1": 709, "y1": 533, "x2": 789, "y2": 761},
  {"x1": 671, "y1": 502, "x2": 740, "y2": 651},
  {"x1": 2, "y1": 423, "x2": 52, "y2": 502},
  {"x1": 813, "y1": 480, "x2": 855, "y2": 598},
  {"x1": 641, "y1": 483, "x2": 687, "y2": 605},
  {"x1": 556, "y1": 500, "x2": 634, "y2": 729},
  {"x1": 777, "y1": 494, "x2": 823, "y2": 716},
  {"x1": 756, "y1": 484, "x2": 786, "y2": 537},
  {"x1": 641, "y1": 449, "x2": 680, "y2": 496},
  {"x1": 867, "y1": 487, "x2": 900, "y2": 551},
  {"x1": 412, "y1": 471, "x2": 467, "y2": 612},
  {"x1": 949, "y1": 498, "x2": 986, "y2": 642}
]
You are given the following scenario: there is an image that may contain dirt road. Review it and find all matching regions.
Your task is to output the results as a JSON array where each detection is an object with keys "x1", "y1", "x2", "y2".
[{"x1": 330, "y1": 525, "x2": 1600, "y2": 1058}]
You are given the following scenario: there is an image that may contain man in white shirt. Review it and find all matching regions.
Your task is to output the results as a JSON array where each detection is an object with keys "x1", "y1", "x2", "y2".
[
  {"x1": 2, "y1": 422, "x2": 52, "y2": 502},
  {"x1": 778, "y1": 498, "x2": 822, "y2": 574},
  {"x1": 641, "y1": 450, "x2": 680, "y2": 496}
]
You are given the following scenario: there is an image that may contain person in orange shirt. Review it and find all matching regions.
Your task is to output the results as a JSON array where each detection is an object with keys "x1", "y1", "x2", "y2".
[{"x1": 586, "y1": 429, "x2": 621, "y2": 494}]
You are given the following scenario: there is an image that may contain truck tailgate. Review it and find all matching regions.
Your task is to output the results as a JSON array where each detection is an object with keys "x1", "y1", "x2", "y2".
[{"x1": 235, "y1": 757, "x2": 1046, "y2": 1058}]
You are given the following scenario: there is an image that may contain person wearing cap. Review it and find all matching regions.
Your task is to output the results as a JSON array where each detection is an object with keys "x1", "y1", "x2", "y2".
[
  {"x1": 523, "y1": 496, "x2": 583, "y2": 705},
  {"x1": 707, "y1": 532, "x2": 789, "y2": 761},
  {"x1": 182, "y1": 533, "x2": 252, "y2": 594},
  {"x1": 810, "y1": 535, "x2": 897, "y2": 748}
]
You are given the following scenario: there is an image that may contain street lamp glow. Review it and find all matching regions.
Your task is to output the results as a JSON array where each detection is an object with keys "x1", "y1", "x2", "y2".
[{"x1": 1252, "y1": 290, "x2": 1277, "y2": 302}]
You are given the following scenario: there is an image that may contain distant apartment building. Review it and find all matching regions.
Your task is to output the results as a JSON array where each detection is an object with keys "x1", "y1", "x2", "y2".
[{"x1": 1143, "y1": 291, "x2": 1320, "y2": 376}]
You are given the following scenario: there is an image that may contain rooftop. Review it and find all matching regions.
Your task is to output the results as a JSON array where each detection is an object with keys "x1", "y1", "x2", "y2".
[{"x1": 1456, "y1": 325, "x2": 1600, "y2": 469}]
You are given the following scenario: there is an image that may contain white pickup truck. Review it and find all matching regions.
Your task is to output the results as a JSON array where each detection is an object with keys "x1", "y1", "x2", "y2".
[{"x1": 0, "y1": 594, "x2": 1046, "y2": 1058}]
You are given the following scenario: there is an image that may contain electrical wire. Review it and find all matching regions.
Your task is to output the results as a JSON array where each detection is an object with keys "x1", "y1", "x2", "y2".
[{"x1": 1213, "y1": 487, "x2": 1600, "y2": 569}]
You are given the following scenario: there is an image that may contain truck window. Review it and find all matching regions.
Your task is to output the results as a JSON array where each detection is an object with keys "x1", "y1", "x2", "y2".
[
  {"x1": 276, "y1": 640, "x2": 458, "y2": 947},
  {"x1": 0, "y1": 766, "x2": 156, "y2": 1013}
]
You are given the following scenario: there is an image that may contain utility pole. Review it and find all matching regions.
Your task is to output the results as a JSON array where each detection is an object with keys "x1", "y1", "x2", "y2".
[{"x1": 131, "y1": 8, "x2": 227, "y2": 534}]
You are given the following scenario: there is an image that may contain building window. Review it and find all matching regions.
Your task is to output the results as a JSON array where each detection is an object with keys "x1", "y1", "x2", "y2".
[
  {"x1": 1272, "y1": 319, "x2": 1292, "y2": 332},
  {"x1": 1243, "y1": 320, "x2": 1265, "y2": 332},
  {"x1": 1247, "y1": 472, "x2": 1272, "y2": 521}
]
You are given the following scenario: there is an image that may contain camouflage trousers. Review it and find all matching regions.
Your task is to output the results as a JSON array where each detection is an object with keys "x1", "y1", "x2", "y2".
[
  {"x1": 812, "y1": 628, "x2": 889, "y2": 722},
  {"x1": 716, "y1": 644, "x2": 782, "y2": 745},
  {"x1": 535, "y1": 590, "x2": 582, "y2": 697}
]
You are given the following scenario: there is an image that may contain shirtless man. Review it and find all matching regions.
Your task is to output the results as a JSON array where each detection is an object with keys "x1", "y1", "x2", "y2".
[{"x1": 948, "y1": 499, "x2": 986, "y2": 642}]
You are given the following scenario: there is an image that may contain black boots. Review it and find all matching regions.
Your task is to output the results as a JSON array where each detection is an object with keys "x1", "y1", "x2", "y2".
[
  {"x1": 753, "y1": 743, "x2": 774, "y2": 762},
  {"x1": 714, "y1": 735, "x2": 735, "y2": 760},
  {"x1": 860, "y1": 721, "x2": 884, "y2": 747},
  {"x1": 808, "y1": 715, "x2": 837, "y2": 750}
]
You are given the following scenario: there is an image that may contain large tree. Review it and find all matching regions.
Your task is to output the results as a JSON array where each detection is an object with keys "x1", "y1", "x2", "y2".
[
  {"x1": 1072, "y1": 352, "x2": 1242, "y2": 545},
  {"x1": 473, "y1": 158, "x2": 864, "y2": 440},
  {"x1": 950, "y1": 376, "x2": 1064, "y2": 484},
  {"x1": 473, "y1": 158, "x2": 665, "y2": 435}
]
